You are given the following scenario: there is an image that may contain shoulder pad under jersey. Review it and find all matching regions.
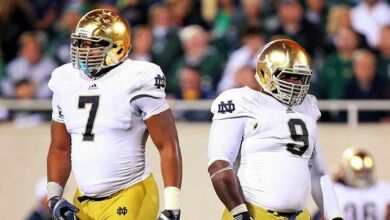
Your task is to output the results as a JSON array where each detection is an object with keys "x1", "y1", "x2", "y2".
[
  {"x1": 301, "y1": 94, "x2": 321, "y2": 120},
  {"x1": 48, "y1": 63, "x2": 74, "y2": 94}
]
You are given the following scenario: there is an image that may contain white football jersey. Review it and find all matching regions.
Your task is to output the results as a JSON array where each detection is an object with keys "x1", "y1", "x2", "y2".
[
  {"x1": 335, "y1": 181, "x2": 390, "y2": 220},
  {"x1": 210, "y1": 86, "x2": 321, "y2": 211},
  {"x1": 48, "y1": 60, "x2": 169, "y2": 197}
]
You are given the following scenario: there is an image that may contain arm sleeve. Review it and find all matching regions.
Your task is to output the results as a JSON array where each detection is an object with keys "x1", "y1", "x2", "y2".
[
  {"x1": 129, "y1": 64, "x2": 169, "y2": 120},
  {"x1": 129, "y1": 64, "x2": 167, "y2": 100},
  {"x1": 208, "y1": 117, "x2": 245, "y2": 167},
  {"x1": 130, "y1": 96, "x2": 169, "y2": 121},
  {"x1": 310, "y1": 139, "x2": 343, "y2": 220},
  {"x1": 48, "y1": 68, "x2": 65, "y2": 123},
  {"x1": 51, "y1": 92, "x2": 65, "y2": 123}
]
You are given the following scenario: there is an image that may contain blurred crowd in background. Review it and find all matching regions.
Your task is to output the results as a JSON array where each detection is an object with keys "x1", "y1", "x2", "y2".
[{"x1": 1, "y1": 0, "x2": 390, "y2": 123}]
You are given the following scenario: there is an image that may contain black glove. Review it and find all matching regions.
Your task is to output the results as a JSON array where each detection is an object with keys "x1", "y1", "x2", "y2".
[
  {"x1": 157, "y1": 209, "x2": 180, "y2": 220},
  {"x1": 233, "y1": 211, "x2": 253, "y2": 220},
  {"x1": 331, "y1": 218, "x2": 344, "y2": 220},
  {"x1": 48, "y1": 196, "x2": 79, "y2": 220}
]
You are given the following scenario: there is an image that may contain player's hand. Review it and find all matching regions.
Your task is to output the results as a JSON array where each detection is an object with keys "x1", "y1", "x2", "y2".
[
  {"x1": 48, "y1": 196, "x2": 79, "y2": 220},
  {"x1": 157, "y1": 209, "x2": 180, "y2": 220},
  {"x1": 331, "y1": 218, "x2": 343, "y2": 220},
  {"x1": 233, "y1": 211, "x2": 253, "y2": 220}
]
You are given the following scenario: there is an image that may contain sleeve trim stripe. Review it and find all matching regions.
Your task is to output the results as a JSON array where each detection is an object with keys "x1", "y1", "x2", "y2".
[{"x1": 130, "y1": 94, "x2": 160, "y2": 103}]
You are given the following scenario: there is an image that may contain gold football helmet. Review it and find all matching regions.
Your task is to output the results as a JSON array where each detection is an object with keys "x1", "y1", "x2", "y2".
[
  {"x1": 339, "y1": 147, "x2": 375, "y2": 188},
  {"x1": 256, "y1": 39, "x2": 312, "y2": 106},
  {"x1": 70, "y1": 9, "x2": 131, "y2": 78}
]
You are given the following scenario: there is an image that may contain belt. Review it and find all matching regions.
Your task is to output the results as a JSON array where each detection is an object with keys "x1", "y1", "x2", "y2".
[
  {"x1": 267, "y1": 209, "x2": 303, "y2": 219},
  {"x1": 77, "y1": 195, "x2": 110, "y2": 202},
  {"x1": 77, "y1": 190, "x2": 121, "y2": 203}
]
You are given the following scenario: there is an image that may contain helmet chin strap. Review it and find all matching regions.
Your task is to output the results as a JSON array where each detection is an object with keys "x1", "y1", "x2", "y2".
[
  {"x1": 109, "y1": 50, "x2": 130, "y2": 64},
  {"x1": 107, "y1": 51, "x2": 120, "y2": 65},
  {"x1": 104, "y1": 51, "x2": 129, "y2": 67}
]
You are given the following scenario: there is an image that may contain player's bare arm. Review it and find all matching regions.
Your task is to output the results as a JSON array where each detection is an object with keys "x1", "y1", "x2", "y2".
[
  {"x1": 146, "y1": 108, "x2": 182, "y2": 219},
  {"x1": 386, "y1": 204, "x2": 390, "y2": 220},
  {"x1": 47, "y1": 120, "x2": 79, "y2": 219},
  {"x1": 208, "y1": 160, "x2": 252, "y2": 220},
  {"x1": 47, "y1": 121, "x2": 71, "y2": 187},
  {"x1": 208, "y1": 160, "x2": 245, "y2": 211},
  {"x1": 146, "y1": 109, "x2": 182, "y2": 188}
]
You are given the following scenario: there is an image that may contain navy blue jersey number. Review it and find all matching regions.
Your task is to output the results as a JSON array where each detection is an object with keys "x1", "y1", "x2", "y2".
[
  {"x1": 78, "y1": 96, "x2": 99, "y2": 141},
  {"x1": 344, "y1": 202, "x2": 377, "y2": 220},
  {"x1": 286, "y1": 118, "x2": 309, "y2": 156}
]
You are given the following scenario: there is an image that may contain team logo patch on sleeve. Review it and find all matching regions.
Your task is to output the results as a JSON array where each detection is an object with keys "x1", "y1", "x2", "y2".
[
  {"x1": 217, "y1": 100, "x2": 235, "y2": 113},
  {"x1": 154, "y1": 74, "x2": 166, "y2": 89},
  {"x1": 57, "y1": 106, "x2": 64, "y2": 119}
]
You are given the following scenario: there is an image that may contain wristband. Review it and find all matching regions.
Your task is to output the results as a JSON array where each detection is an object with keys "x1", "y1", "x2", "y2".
[
  {"x1": 47, "y1": 182, "x2": 64, "y2": 200},
  {"x1": 164, "y1": 186, "x2": 181, "y2": 210},
  {"x1": 231, "y1": 204, "x2": 248, "y2": 216}
]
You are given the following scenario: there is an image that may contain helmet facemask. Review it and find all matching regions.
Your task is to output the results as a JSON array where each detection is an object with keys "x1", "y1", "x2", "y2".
[
  {"x1": 71, "y1": 34, "x2": 118, "y2": 78},
  {"x1": 271, "y1": 65, "x2": 312, "y2": 106}
]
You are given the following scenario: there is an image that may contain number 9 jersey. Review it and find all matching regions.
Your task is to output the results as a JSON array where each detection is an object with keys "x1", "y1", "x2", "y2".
[
  {"x1": 208, "y1": 86, "x2": 321, "y2": 212},
  {"x1": 48, "y1": 60, "x2": 169, "y2": 197}
]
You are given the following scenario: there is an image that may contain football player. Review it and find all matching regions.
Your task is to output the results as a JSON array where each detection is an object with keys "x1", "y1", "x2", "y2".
[
  {"x1": 332, "y1": 147, "x2": 390, "y2": 220},
  {"x1": 207, "y1": 39, "x2": 344, "y2": 220},
  {"x1": 46, "y1": 9, "x2": 182, "y2": 220}
]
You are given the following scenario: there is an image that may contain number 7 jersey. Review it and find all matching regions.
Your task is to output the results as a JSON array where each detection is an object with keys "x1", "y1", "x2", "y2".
[
  {"x1": 211, "y1": 86, "x2": 321, "y2": 211},
  {"x1": 48, "y1": 60, "x2": 169, "y2": 197}
]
